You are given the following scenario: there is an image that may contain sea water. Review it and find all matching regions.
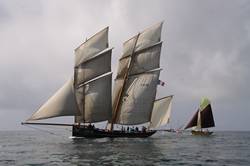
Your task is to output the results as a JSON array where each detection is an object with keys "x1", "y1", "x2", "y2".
[{"x1": 0, "y1": 130, "x2": 250, "y2": 165}]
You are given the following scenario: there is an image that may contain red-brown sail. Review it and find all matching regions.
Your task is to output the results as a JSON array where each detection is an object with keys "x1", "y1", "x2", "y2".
[
  {"x1": 200, "y1": 104, "x2": 215, "y2": 128},
  {"x1": 184, "y1": 110, "x2": 199, "y2": 129}
]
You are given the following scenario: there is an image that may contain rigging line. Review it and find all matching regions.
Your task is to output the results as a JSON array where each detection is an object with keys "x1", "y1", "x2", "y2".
[{"x1": 23, "y1": 124, "x2": 59, "y2": 135}]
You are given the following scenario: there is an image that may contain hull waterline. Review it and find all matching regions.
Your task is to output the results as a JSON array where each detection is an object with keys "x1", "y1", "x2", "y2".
[
  {"x1": 191, "y1": 130, "x2": 213, "y2": 136},
  {"x1": 72, "y1": 126, "x2": 156, "y2": 138}
]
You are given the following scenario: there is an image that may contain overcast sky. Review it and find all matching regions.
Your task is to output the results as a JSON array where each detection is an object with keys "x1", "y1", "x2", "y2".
[{"x1": 0, "y1": 0, "x2": 250, "y2": 130}]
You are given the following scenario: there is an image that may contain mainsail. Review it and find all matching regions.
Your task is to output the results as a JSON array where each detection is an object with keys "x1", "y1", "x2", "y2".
[
  {"x1": 111, "y1": 22, "x2": 163, "y2": 127},
  {"x1": 74, "y1": 27, "x2": 112, "y2": 123},
  {"x1": 184, "y1": 97, "x2": 215, "y2": 129},
  {"x1": 149, "y1": 95, "x2": 173, "y2": 129}
]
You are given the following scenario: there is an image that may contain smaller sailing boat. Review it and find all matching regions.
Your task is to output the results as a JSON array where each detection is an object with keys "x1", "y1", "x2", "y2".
[{"x1": 184, "y1": 97, "x2": 215, "y2": 136}]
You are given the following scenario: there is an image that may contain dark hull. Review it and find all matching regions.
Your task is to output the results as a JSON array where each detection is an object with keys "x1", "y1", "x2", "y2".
[
  {"x1": 191, "y1": 130, "x2": 213, "y2": 136},
  {"x1": 72, "y1": 126, "x2": 156, "y2": 138}
]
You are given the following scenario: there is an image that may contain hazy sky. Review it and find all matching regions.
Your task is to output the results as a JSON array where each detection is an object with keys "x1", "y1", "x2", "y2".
[{"x1": 0, "y1": 0, "x2": 250, "y2": 130}]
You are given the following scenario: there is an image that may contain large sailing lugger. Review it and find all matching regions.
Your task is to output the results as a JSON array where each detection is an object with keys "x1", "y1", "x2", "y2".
[{"x1": 22, "y1": 22, "x2": 173, "y2": 138}]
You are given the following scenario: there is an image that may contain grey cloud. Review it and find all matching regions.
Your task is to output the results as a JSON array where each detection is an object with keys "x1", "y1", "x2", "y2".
[{"x1": 0, "y1": 0, "x2": 250, "y2": 130}]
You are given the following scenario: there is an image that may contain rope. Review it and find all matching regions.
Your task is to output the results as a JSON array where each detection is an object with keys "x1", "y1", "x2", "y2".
[{"x1": 23, "y1": 124, "x2": 61, "y2": 135}]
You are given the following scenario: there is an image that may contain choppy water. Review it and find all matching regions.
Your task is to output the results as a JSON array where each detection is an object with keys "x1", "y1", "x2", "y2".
[{"x1": 0, "y1": 130, "x2": 250, "y2": 166}]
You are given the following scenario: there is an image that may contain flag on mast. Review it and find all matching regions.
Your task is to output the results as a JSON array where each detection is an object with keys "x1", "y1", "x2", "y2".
[{"x1": 158, "y1": 80, "x2": 165, "y2": 86}]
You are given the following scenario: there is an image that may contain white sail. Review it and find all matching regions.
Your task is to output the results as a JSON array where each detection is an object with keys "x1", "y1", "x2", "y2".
[
  {"x1": 75, "y1": 27, "x2": 109, "y2": 66},
  {"x1": 116, "y1": 70, "x2": 160, "y2": 125},
  {"x1": 76, "y1": 73, "x2": 112, "y2": 123},
  {"x1": 135, "y1": 22, "x2": 163, "y2": 52},
  {"x1": 122, "y1": 35, "x2": 138, "y2": 58},
  {"x1": 112, "y1": 78, "x2": 124, "y2": 109},
  {"x1": 150, "y1": 96, "x2": 173, "y2": 129},
  {"x1": 75, "y1": 48, "x2": 112, "y2": 86},
  {"x1": 28, "y1": 79, "x2": 80, "y2": 121},
  {"x1": 129, "y1": 43, "x2": 161, "y2": 75},
  {"x1": 116, "y1": 57, "x2": 130, "y2": 79}
]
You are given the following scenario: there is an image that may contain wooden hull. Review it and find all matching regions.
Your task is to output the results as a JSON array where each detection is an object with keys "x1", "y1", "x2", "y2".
[
  {"x1": 72, "y1": 126, "x2": 156, "y2": 138},
  {"x1": 191, "y1": 130, "x2": 213, "y2": 136}
]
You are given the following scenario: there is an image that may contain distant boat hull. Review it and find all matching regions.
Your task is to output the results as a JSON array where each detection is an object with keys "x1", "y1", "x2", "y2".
[
  {"x1": 191, "y1": 130, "x2": 213, "y2": 136},
  {"x1": 72, "y1": 126, "x2": 156, "y2": 138}
]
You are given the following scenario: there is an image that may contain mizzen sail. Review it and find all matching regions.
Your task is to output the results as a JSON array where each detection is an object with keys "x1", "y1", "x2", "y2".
[{"x1": 150, "y1": 95, "x2": 173, "y2": 129}]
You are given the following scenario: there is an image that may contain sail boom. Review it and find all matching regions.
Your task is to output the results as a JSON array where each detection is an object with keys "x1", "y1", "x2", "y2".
[
  {"x1": 75, "y1": 47, "x2": 113, "y2": 67},
  {"x1": 22, "y1": 122, "x2": 74, "y2": 126},
  {"x1": 120, "y1": 41, "x2": 162, "y2": 61},
  {"x1": 155, "y1": 95, "x2": 174, "y2": 102},
  {"x1": 77, "y1": 72, "x2": 112, "y2": 88},
  {"x1": 115, "y1": 68, "x2": 162, "y2": 81},
  {"x1": 128, "y1": 68, "x2": 162, "y2": 78}
]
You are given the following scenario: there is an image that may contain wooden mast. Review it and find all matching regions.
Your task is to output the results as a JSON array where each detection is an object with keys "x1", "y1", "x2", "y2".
[{"x1": 110, "y1": 33, "x2": 140, "y2": 131}]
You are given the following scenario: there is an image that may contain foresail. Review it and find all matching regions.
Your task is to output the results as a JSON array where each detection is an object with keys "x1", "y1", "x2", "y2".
[
  {"x1": 116, "y1": 70, "x2": 160, "y2": 125},
  {"x1": 150, "y1": 95, "x2": 173, "y2": 129},
  {"x1": 75, "y1": 73, "x2": 112, "y2": 123},
  {"x1": 74, "y1": 27, "x2": 112, "y2": 123},
  {"x1": 27, "y1": 79, "x2": 80, "y2": 121},
  {"x1": 75, "y1": 27, "x2": 109, "y2": 67}
]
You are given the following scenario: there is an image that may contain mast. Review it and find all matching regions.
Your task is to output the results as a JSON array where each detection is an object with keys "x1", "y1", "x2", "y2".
[{"x1": 110, "y1": 34, "x2": 140, "y2": 131}]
